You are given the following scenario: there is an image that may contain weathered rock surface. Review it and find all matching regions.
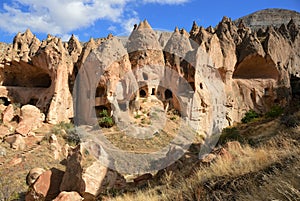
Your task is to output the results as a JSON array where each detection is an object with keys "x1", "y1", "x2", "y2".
[
  {"x1": 0, "y1": 9, "x2": 298, "y2": 136},
  {"x1": 49, "y1": 134, "x2": 62, "y2": 160},
  {"x1": 16, "y1": 105, "x2": 45, "y2": 136},
  {"x1": 53, "y1": 191, "x2": 83, "y2": 201},
  {"x1": 26, "y1": 167, "x2": 46, "y2": 186},
  {"x1": 25, "y1": 168, "x2": 64, "y2": 201},
  {"x1": 60, "y1": 144, "x2": 126, "y2": 199},
  {"x1": 4, "y1": 134, "x2": 26, "y2": 150},
  {"x1": 235, "y1": 8, "x2": 300, "y2": 30}
]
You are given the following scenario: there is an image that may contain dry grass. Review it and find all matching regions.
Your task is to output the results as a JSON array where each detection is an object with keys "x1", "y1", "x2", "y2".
[{"x1": 108, "y1": 128, "x2": 300, "y2": 201}]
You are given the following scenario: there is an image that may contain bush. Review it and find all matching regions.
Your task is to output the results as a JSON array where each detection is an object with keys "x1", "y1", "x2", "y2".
[
  {"x1": 98, "y1": 110, "x2": 114, "y2": 128},
  {"x1": 281, "y1": 115, "x2": 299, "y2": 128},
  {"x1": 241, "y1": 110, "x2": 259, "y2": 123},
  {"x1": 218, "y1": 127, "x2": 245, "y2": 145},
  {"x1": 266, "y1": 105, "x2": 284, "y2": 118},
  {"x1": 51, "y1": 122, "x2": 80, "y2": 145}
]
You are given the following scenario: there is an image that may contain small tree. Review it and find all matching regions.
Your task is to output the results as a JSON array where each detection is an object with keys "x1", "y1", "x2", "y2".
[
  {"x1": 241, "y1": 110, "x2": 259, "y2": 123},
  {"x1": 98, "y1": 110, "x2": 114, "y2": 128}
]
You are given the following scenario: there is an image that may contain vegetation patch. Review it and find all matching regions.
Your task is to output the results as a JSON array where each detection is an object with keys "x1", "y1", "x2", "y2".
[
  {"x1": 241, "y1": 110, "x2": 260, "y2": 123},
  {"x1": 98, "y1": 109, "x2": 114, "y2": 128}
]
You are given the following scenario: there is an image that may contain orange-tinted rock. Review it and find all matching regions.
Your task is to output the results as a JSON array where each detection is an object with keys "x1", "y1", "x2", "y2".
[
  {"x1": 0, "y1": 125, "x2": 12, "y2": 139},
  {"x1": 25, "y1": 168, "x2": 64, "y2": 201},
  {"x1": 200, "y1": 153, "x2": 217, "y2": 164},
  {"x1": 16, "y1": 105, "x2": 44, "y2": 136},
  {"x1": 26, "y1": 167, "x2": 46, "y2": 186},
  {"x1": 60, "y1": 144, "x2": 126, "y2": 198},
  {"x1": 216, "y1": 148, "x2": 233, "y2": 161},
  {"x1": 2, "y1": 104, "x2": 15, "y2": 123},
  {"x1": 53, "y1": 191, "x2": 83, "y2": 201}
]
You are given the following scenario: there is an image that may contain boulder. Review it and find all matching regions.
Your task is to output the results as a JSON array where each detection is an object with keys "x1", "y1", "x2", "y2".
[
  {"x1": 49, "y1": 134, "x2": 62, "y2": 160},
  {"x1": 53, "y1": 191, "x2": 83, "y2": 201},
  {"x1": 2, "y1": 104, "x2": 15, "y2": 123},
  {"x1": 26, "y1": 168, "x2": 46, "y2": 186},
  {"x1": 0, "y1": 124, "x2": 12, "y2": 139},
  {"x1": 16, "y1": 105, "x2": 45, "y2": 136},
  {"x1": 60, "y1": 144, "x2": 126, "y2": 199},
  {"x1": 5, "y1": 134, "x2": 26, "y2": 150},
  {"x1": 25, "y1": 168, "x2": 64, "y2": 201}
]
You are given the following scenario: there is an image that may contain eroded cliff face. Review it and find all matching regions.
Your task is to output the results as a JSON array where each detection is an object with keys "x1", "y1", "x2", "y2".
[{"x1": 0, "y1": 14, "x2": 299, "y2": 136}]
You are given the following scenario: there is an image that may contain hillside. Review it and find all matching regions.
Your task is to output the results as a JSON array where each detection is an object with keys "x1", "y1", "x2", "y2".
[
  {"x1": 0, "y1": 8, "x2": 299, "y2": 201},
  {"x1": 234, "y1": 8, "x2": 300, "y2": 29}
]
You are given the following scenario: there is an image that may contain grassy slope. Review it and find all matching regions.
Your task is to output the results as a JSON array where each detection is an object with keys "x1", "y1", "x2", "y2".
[{"x1": 108, "y1": 113, "x2": 300, "y2": 201}]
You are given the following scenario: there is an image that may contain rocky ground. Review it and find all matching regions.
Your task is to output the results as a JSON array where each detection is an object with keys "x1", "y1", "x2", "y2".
[
  {"x1": 0, "y1": 8, "x2": 300, "y2": 201},
  {"x1": 0, "y1": 99, "x2": 299, "y2": 201}
]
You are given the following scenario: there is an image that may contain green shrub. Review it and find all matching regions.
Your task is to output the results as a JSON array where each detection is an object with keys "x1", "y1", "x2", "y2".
[
  {"x1": 265, "y1": 105, "x2": 284, "y2": 118},
  {"x1": 98, "y1": 110, "x2": 114, "y2": 128},
  {"x1": 218, "y1": 127, "x2": 245, "y2": 145},
  {"x1": 50, "y1": 122, "x2": 80, "y2": 145},
  {"x1": 241, "y1": 110, "x2": 259, "y2": 123},
  {"x1": 134, "y1": 114, "x2": 141, "y2": 119}
]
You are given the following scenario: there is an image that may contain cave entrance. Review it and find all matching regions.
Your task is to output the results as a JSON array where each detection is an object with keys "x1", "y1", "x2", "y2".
[
  {"x1": 233, "y1": 55, "x2": 279, "y2": 79},
  {"x1": 140, "y1": 89, "x2": 147, "y2": 98},
  {"x1": 291, "y1": 75, "x2": 300, "y2": 97},
  {"x1": 3, "y1": 73, "x2": 52, "y2": 88},
  {"x1": 96, "y1": 86, "x2": 106, "y2": 97},
  {"x1": 151, "y1": 88, "x2": 155, "y2": 95},
  {"x1": 165, "y1": 89, "x2": 173, "y2": 100},
  {"x1": 0, "y1": 97, "x2": 11, "y2": 106}
]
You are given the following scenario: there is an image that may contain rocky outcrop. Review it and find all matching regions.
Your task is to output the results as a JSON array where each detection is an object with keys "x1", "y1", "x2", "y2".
[
  {"x1": 0, "y1": 9, "x2": 299, "y2": 134},
  {"x1": 235, "y1": 9, "x2": 300, "y2": 30},
  {"x1": 59, "y1": 145, "x2": 126, "y2": 200},
  {"x1": 25, "y1": 168, "x2": 64, "y2": 201}
]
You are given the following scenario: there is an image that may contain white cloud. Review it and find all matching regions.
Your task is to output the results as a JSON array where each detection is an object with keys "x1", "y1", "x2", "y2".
[
  {"x1": 123, "y1": 17, "x2": 140, "y2": 33},
  {"x1": 0, "y1": 0, "x2": 127, "y2": 35},
  {"x1": 108, "y1": 25, "x2": 117, "y2": 32},
  {"x1": 142, "y1": 0, "x2": 189, "y2": 4},
  {"x1": 0, "y1": 0, "x2": 189, "y2": 38}
]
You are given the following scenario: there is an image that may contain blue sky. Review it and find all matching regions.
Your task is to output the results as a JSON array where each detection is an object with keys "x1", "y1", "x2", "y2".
[{"x1": 0, "y1": 0, "x2": 299, "y2": 43}]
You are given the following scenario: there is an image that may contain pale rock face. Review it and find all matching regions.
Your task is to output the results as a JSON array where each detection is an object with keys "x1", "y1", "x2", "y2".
[
  {"x1": 60, "y1": 144, "x2": 126, "y2": 199},
  {"x1": 127, "y1": 20, "x2": 165, "y2": 83},
  {"x1": 16, "y1": 105, "x2": 45, "y2": 136},
  {"x1": 0, "y1": 13, "x2": 298, "y2": 135},
  {"x1": 74, "y1": 36, "x2": 134, "y2": 125},
  {"x1": 49, "y1": 134, "x2": 62, "y2": 160}
]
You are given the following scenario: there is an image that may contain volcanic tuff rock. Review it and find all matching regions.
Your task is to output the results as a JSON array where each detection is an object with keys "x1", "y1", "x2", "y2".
[
  {"x1": 0, "y1": 10, "x2": 299, "y2": 136},
  {"x1": 60, "y1": 144, "x2": 126, "y2": 199},
  {"x1": 235, "y1": 9, "x2": 300, "y2": 30}
]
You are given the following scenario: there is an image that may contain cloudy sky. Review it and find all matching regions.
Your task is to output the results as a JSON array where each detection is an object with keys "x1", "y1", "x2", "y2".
[{"x1": 0, "y1": 0, "x2": 299, "y2": 43}]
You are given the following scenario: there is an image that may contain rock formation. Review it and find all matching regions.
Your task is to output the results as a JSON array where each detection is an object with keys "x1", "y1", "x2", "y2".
[
  {"x1": 235, "y1": 8, "x2": 300, "y2": 30},
  {"x1": 0, "y1": 9, "x2": 299, "y2": 137}
]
